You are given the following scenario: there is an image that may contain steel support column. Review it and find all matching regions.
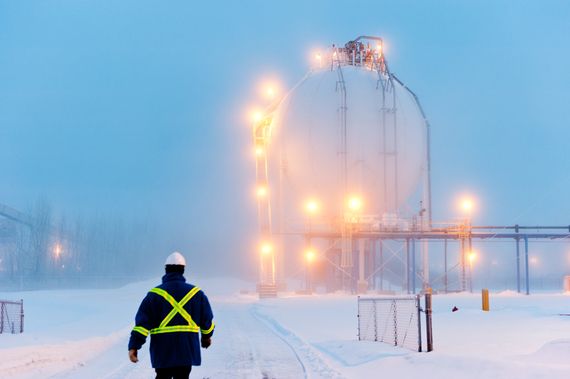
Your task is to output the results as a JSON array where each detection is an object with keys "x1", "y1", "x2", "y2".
[
  {"x1": 405, "y1": 239, "x2": 410, "y2": 294},
  {"x1": 412, "y1": 239, "x2": 416, "y2": 294},
  {"x1": 524, "y1": 235, "x2": 530, "y2": 295},
  {"x1": 516, "y1": 237, "x2": 521, "y2": 293},
  {"x1": 444, "y1": 238, "x2": 448, "y2": 293}
]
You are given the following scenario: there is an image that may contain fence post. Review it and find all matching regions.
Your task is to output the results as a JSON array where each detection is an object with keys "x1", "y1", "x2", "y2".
[
  {"x1": 416, "y1": 295, "x2": 422, "y2": 352},
  {"x1": 425, "y1": 293, "x2": 433, "y2": 352},
  {"x1": 392, "y1": 300, "x2": 398, "y2": 346},
  {"x1": 357, "y1": 296, "x2": 361, "y2": 341},
  {"x1": 20, "y1": 300, "x2": 24, "y2": 333},
  {"x1": 0, "y1": 302, "x2": 4, "y2": 333},
  {"x1": 373, "y1": 299, "x2": 378, "y2": 341}
]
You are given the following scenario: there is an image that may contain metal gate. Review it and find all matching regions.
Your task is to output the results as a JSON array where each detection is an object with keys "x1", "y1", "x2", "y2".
[
  {"x1": 357, "y1": 294, "x2": 432, "y2": 352},
  {"x1": 0, "y1": 299, "x2": 24, "y2": 334}
]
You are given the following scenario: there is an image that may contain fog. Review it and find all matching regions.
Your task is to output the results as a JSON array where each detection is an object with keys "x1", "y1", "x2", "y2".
[{"x1": 1, "y1": 0, "x2": 570, "y2": 289}]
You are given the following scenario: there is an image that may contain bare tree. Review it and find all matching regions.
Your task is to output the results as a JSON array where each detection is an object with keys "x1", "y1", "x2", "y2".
[{"x1": 29, "y1": 199, "x2": 52, "y2": 281}]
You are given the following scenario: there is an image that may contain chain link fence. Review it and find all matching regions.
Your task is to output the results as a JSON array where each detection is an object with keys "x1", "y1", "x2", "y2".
[
  {"x1": 358, "y1": 295, "x2": 430, "y2": 352},
  {"x1": 0, "y1": 299, "x2": 24, "y2": 334}
]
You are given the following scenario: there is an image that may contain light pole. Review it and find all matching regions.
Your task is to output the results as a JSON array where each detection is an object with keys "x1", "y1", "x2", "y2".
[
  {"x1": 468, "y1": 251, "x2": 477, "y2": 293},
  {"x1": 305, "y1": 249, "x2": 316, "y2": 293},
  {"x1": 459, "y1": 196, "x2": 475, "y2": 292},
  {"x1": 304, "y1": 199, "x2": 319, "y2": 232},
  {"x1": 260, "y1": 242, "x2": 274, "y2": 286},
  {"x1": 347, "y1": 196, "x2": 367, "y2": 293}
]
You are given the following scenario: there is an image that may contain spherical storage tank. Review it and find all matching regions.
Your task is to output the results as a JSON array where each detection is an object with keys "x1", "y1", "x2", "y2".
[{"x1": 266, "y1": 55, "x2": 429, "y2": 236}]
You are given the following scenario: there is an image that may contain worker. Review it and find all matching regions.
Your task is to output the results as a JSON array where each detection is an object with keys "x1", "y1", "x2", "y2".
[{"x1": 128, "y1": 251, "x2": 215, "y2": 379}]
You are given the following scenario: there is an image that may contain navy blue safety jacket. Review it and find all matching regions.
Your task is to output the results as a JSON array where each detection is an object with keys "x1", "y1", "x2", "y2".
[{"x1": 128, "y1": 273, "x2": 215, "y2": 368}]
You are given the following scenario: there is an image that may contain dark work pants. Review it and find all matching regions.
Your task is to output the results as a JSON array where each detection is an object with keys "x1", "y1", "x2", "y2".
[{"x1": 155, "y1": 366, "x2": 192, "y2": 379}]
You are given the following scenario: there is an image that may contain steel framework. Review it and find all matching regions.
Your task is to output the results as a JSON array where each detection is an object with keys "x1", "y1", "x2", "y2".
[{"x1": 300, "y1": 224, "x2": 570, "y2": 295}]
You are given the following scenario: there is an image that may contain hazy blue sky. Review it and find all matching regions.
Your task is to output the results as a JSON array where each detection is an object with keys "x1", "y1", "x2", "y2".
[{"x1": 1, "y1": 0, "x2": 569, "y2": 276}]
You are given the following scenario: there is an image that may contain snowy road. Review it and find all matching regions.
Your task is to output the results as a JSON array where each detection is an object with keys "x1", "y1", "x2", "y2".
[{"x1": 50, "y1": 301, "x2": 341, "y2": 379}]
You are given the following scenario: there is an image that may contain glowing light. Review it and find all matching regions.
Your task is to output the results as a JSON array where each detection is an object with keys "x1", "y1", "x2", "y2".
[
  {"x1": 266, "y1": 86, "x2": 275, "y2": 99},
  {"x1": 468, "y1": 251, "x2": 477, "y2": 264},
  {"x1": 256, "y1": 185, "x2": 268, "y2": 197},
  {"x1": 252, "y1": 110, "x2": 263, "y2": 123},
  {"x1": 53, "y1": 243, "x2": 63, "y2": 258},
  {"x1": 376, "y1": 44, "x2": 382, "y2": 54},
  {"x1": 255, "y1": 146, "x2": 264, "y2": 157},
  {"x1": 530, "y1": 256, "x2": 539, "y2": 265},
  {"x1": 315, "y1": 53, "x2": 322, "y2": 60},
  {"x1": 260, "y1": 243, "x2": 273, "y2": 255},
  {"x1": 305, "y1": 249, "x2": 316, "y2": 263},
  {"x1": 460, "y1": 197, "x2": 474, "y2": 213},
  {"x1": 305, "y1": 199, "x2": 319, "y2": 214},
  {"x1": 348, "y1": 196, "x2": 362, "y2": 211}
]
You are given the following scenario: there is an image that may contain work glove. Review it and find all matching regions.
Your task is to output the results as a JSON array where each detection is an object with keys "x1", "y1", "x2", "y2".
[
  {"x1": 201, "y1": 336, "x2": 212, "y2": 349},
  {"x1": 129, "y1": 349, "x2": 138, "y2": 363}
]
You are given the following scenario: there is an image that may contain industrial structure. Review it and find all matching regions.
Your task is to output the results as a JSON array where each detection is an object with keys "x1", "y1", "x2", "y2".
[{"x1": 252, "y1": 36, "x2": 570, "y2": 297}]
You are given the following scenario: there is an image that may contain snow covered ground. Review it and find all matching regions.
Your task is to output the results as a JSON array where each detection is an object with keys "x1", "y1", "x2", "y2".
[{"x1": 1, "y1": 278, "x2": 570, "y2": 378}]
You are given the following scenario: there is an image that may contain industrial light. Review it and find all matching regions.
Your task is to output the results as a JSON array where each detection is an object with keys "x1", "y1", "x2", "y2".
[
  {"x1": 266, "y1": 86, "x2": 276, "y2": 99},
  {"x1": 256, "y1": 185, "x2": 268, "y2": 197},
  {"x1": 252, "y1": 111, "x2": 263, "y2": 123},
  {"x1": 305, "y1": 199, "x2": 319, "y2": 214},
  {"x1": 460, "y1": 197, "x2": 474, "y2": 213},
  {"x1": 468, "y1": 251, "x2": 477, "y2": 264},
  {"x1": 54, "y1": 243, "x2": 62, "y2": 258},
  {"x1": 261, "y1": 243, "x2": 273, "y2": 255},
  {"x1": 348, "y1": 196, "x2": 362, "y2": 211},
  {"x1": 255, "y1": 146, "x2": 264, "y2": 157},
  {"x1": 305, "y1": 249, "x2": 316, "y2": 263}
]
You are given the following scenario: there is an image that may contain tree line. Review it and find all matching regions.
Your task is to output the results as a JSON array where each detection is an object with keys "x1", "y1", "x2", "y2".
[{"x1": 1, "y1": 199, "x2": 163, "y2": 287}]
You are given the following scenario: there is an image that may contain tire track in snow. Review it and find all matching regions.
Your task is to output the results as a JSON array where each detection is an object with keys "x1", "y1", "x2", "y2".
[
  {"x1": 195, "y1": 302, "x2": 309, "y2": 378},
  {"x1": 251, "y1": 305, "x2": 345, "y2": 379}
]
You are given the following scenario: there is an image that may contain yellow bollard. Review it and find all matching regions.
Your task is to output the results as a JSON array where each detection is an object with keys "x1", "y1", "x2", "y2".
[{"x1": 482, "y1": 288, "x2": 490, "y2": 311}]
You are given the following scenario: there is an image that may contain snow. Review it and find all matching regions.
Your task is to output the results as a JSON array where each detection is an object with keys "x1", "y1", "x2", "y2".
[{"x1": 1, "y1": 279, "x2": 570, "y2": 378}]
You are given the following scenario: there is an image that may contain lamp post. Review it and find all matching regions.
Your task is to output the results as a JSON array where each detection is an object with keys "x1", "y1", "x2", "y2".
[
  {"x1": 305, "y1": 249, "x2": 316, "y2": 293},
  {"x1": 468, "y1": 251, "x2": 477, "y2": 293},
  {"x1": 347, "y1": 196, "x2": 367, "y2": 293},
  {"x1": 459, "y1": 196, "x2": 475, "y2": 292},
  {"x1": 304, "y1": 199, "x2": 319, "y2": 232},
  {"x1": 260, "y1": 242, "x2": 274, "y2": 286}
]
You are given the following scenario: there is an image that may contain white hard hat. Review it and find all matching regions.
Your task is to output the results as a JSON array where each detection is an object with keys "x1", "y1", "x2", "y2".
[{"x1": 165, "y1": 251, "x2": 186, "y2": 266}]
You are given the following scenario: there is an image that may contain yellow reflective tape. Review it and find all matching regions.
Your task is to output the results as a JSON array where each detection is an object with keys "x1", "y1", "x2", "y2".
[
  {"x1": 148, "y1": 287, "x2": 202, "y2": 331},
  {"x1": 158, "y1": 287, "x2": 201, "y2": 328},
  {"x1": 133, "y1": 326, "x2": 149, "y2": 337},
  {"x1": 179, "y1": 287, "x2": 201, "y2": 307},
  {"x1": 160, "y1": 303, "x2": 193, "y2": 327},
  {"x1": 150, "y1": 325, "x2": 200, "y2": 334},
  {"x1": 149, "y1": 288, "x2": 190, "y2": 324},
  {"x1": 201, "y1": 322, "x2": 215, "y2": 334},
  {"x1": 149, "y1": 288, "x2": 176, "y2": 306}
]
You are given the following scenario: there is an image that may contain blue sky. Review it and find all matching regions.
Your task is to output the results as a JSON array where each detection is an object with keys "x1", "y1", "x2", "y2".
[{"x1": 1, "y1": 1, "x2": 569, "y2": 275}]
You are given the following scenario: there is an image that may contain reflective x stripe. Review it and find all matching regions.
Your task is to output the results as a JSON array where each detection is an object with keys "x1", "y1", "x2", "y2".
[
  {"x1": 132, "y1": 326, "x2": 149, "y2": 337},
  {"x1": 148, "y1": 287, "x2": 201, "y2": 335},
  {"x1": 201, "y1": 322, "x2": 215, "y2": 334}
]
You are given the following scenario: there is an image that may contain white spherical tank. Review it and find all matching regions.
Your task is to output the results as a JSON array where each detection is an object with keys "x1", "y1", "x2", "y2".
[{"x1": 267, "y1": 65, "x2": 427, "y2": 231}]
